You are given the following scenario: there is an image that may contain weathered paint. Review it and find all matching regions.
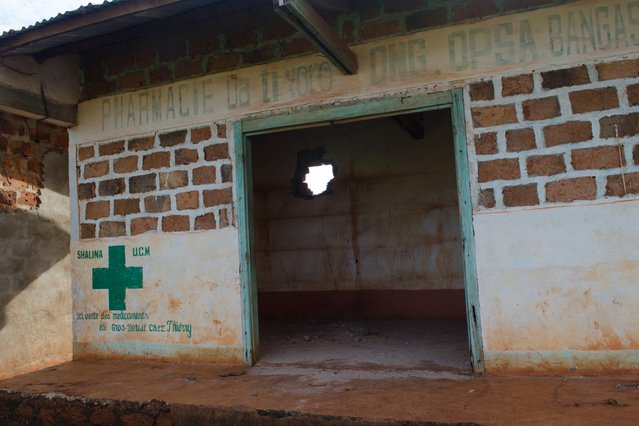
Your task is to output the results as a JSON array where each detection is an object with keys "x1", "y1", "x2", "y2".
[
  {"x1": 234, "y1": 121, "x2": 260, "y2": 365},
  {"x1": 73, "y1": 342, "x2": 242, "y2": 365},
  {"x1": 485, "y1": 350, "x2": 639, "y2": 375},
  {"x1": 475, "y1": 199, "x2": 639, "y2": 374},
  {"x1": 72, "y1": 230, "x2": 244, "y2": 364},
  {"x1": 243, "y1": 90, "x2": 453, "y2": 135},
  {"x1": 452, "y1": 87, "x2": 484, "y2": 374},
  {"x1": 76, "y1": 0, "x2": 639, "y2": 143}
]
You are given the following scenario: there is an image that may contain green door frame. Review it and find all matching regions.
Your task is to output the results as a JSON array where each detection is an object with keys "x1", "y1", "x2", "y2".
[{"x1": 234, "y1": 88, "x2": 485, "y2": 373}]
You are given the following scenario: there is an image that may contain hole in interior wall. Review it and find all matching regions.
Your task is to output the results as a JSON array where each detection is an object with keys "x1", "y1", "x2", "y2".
[
  {"x1": 305, "y1": 164, "x2": 334, "y2": 195},
  {"x1": 292, "y1": 147, "x2": 335, "y2": 199}
]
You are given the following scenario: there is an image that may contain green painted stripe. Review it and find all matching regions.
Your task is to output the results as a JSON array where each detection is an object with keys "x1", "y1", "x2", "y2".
[
  {"x1": 234, "y1": 121, "x2": 260, "y2": 366},
  {"x1": 243, "y1": 91, "x2": 452, "y2": 134},
  {"x1": 452, "y1": 87, "x2": 484, "y2": 375}
]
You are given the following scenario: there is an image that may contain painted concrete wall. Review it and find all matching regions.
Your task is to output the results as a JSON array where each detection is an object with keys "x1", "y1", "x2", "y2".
[
  {"x1": 252, "y1": 109, "x2": 463, "y2": 292},
  {"x1": 0, "y1": 147, "x2": 72, "y2": 380},
  {"x1": 69, "y1": 122, "x2": 244, "y2": 364},
  {"x1": 475, "y1": 200, "x2": 639, "y2": 374},
  {"x1": 72, "y1": 230, "x2": 243, "y2": 363}
]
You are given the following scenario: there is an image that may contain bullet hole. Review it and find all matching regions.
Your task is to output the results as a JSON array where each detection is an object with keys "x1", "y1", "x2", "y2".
[{"x1": 292, "y1": 147, "x2": 335, "y2": 199}]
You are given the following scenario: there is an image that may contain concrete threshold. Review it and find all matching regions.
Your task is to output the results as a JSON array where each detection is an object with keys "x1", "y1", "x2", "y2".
[{"x1": 1, "y1": 360, "x2": 639, "y2": 425}]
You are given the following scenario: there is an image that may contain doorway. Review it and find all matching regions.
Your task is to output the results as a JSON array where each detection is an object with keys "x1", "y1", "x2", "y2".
[{"x1": 235, "y1": 90, "x2": 483, "y2": 373}]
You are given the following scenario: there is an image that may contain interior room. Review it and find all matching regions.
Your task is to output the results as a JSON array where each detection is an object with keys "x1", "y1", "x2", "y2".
[{"x1": 250, "y1": 107, "x2": 470, "y2": 372}]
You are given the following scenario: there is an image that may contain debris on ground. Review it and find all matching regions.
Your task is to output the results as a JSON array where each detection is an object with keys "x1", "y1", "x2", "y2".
[
  {"x1": 614, "y1": 383, "x2": 639, "y2": 390},
  {"x1": 604, "y1": 397, "x2": 628, "y2": 407}
]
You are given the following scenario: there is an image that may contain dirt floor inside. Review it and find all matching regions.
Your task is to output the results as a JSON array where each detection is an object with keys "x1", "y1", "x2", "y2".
[
  {"x1": 259, "y1": 319, "x2": 470, "y2": 373},
  {"x1": 2, "y1": 359, "x2": 639, "y2": 425}
]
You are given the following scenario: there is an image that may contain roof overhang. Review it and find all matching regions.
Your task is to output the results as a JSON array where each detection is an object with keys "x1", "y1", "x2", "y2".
[
  {"x1": 0, "y1": 0, "x2": 225, "y2": 58},
  {"x1": 0, "y1": 0, "x2": 356, "y2": 64},
  {"x1": 0, "y1": 0, "x2": 359, "y2": 125}
]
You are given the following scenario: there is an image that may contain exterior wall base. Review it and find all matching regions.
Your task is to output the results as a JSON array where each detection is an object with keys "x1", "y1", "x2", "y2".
[
  {"x1": 0, "y1": 354, "x2": 72, "y2": 382},
  {"x1": 476, "y1": 199, "x2": 639, "y2": 375},
  {"x1": 73, "y1": 342, "x2": 244, "y2": 365},
  {"x1": 485, "y1": 350, "x2": 639, "y2": 376}
]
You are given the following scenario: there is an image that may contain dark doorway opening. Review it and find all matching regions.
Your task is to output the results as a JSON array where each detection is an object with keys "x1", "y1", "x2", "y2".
[{"x1": 250, "y1": 108, "x2": 469, "y2": 372}]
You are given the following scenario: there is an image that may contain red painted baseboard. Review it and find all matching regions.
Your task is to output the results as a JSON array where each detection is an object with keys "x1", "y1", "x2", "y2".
[{"x1": 258, "y1": 290, "x2": 466, "y2": 320}]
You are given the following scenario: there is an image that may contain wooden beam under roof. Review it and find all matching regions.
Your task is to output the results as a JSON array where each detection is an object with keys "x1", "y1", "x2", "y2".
[
  {"x1": 274, "y1": 0, "x2": 358, "y2": 75},
  {"x1": 0, "y1": 84, "x2": 76, "y2": 126}
]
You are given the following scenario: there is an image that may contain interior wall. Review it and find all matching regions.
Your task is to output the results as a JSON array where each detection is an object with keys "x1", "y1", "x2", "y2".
[
  {"x1": 252, "y1": 109, "x2": 465, "y2": 319},
  {"x1": 0, "y1": 111, "x2": 72, "y2": 380}
]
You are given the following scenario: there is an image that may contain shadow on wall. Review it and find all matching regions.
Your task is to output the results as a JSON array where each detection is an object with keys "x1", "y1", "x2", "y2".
[
  {"x1": 0, "y1": 213, "x2": 70, "y2": 331},
  {"x1": 0, "y1": 150, "x2": 71, "y2": 331}
]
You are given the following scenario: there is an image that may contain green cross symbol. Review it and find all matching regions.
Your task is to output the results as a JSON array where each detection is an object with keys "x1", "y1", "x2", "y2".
[{"x1": 92, "y1": 245, "x2": 143, "y2": 311}]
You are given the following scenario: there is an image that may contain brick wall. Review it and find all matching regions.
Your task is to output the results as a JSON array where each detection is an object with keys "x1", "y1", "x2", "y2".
[
  {"x1": 469, "y1": 57, "x2": 639, "y2": 210},
  {"x1": 76, "y1": 123, "x2": 233, "y2": 239},
  {"x1": 81, "y1": 0, "x2": 569, "y2": 100},
  {"x1": 0, "y1": 111, "x2": 68, "y2": 210}
]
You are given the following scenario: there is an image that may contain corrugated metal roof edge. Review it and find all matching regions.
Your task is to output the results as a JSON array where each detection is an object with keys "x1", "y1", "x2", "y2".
[{"x1": 0, "y1": 0, "x2": 124, "y2": 40}]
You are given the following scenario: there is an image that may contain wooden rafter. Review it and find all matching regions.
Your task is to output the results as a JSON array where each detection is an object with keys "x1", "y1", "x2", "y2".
[
  {"x1": 274, "y1": 0, "x2": 358, "y2": 75},
  {"x1": 392, "y1": 114, "x2": 424, "y2": 140},
  {"x1": 0, "y1": 83, "x2": 76, "y2": 126}
]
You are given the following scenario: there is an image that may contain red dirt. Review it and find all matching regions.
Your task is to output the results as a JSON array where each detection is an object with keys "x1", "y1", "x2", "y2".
[{"x1": 1, "y1": 360, "x2": 639, "y2": 425}]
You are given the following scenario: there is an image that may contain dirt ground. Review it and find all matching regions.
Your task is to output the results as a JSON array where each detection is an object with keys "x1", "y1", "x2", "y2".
[
  {"x1": 259, "y1": 319, "x2": 470, "y2": 372},
  {"x1": 2, "y1": 359, "x2": 639, "y2": 425}
]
